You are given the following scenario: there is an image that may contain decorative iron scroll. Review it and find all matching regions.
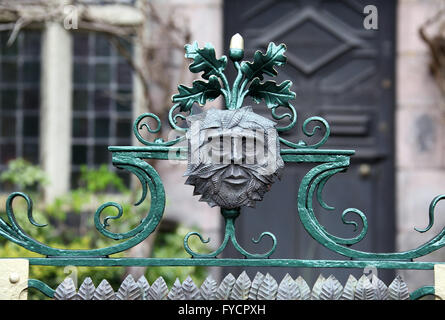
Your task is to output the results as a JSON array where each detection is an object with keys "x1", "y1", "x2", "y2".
[{"x1": 1, "y1": 34, "x2": 445, "y2": 276}]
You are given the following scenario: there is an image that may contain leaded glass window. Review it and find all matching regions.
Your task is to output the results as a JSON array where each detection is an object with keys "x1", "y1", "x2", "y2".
[
  {"x1": 71, "y1": 32, "x2": 133, "y2": 187},
  {"x1": 0, "y1": 30, "x2": 41, "y2": 170}
]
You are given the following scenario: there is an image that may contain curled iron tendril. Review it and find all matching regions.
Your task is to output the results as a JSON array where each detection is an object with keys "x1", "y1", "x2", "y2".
[
  {"x1": 168, "y1": 103, "x2": 193, "y2": 132},
  {"x1": 134, "y1": 111, "x2": 185, "y2": 146},
  {"x1": 270, "y1": 103, "x2": 297, "y2": 132},
  {"x1": 415, "y1": 195, "x2": 445, "y2": 233},
  {"x1": 279, "y1": 116, "x2": 331, "y2": 149},
  {"x1": 307, "y1": 163, "x2": 368, "y2": 246},
  {"x1": 183, "y1": 216, "x2": 277, "y2": 259},
  {"x1": 0, "y1": 157, "x2": 165, "y2": 257}
]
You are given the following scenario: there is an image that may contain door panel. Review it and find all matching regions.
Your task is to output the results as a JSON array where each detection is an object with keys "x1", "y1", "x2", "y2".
[{"x1": 223, "y1": 0, "x2": 396, "y2": 285}]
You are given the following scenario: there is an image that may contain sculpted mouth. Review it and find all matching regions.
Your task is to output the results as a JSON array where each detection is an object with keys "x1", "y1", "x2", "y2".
[{"x1": 224, "y1": 176, "x2": 248, "y2": 185}]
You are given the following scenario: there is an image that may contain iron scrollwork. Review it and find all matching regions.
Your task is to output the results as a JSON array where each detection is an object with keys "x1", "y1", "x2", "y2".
[{"x1": 0, "y1": 34, "x2": 445, "y2": 277}]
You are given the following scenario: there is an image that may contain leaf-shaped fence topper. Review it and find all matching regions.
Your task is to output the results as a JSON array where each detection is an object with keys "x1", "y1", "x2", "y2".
[
  {"x1": 172, "y1": 75, "x2": 222, "y2": 112},
  {"x1": 248, "y1": 78, "x2": 296, "y2": 108},
  {"x1": 241, "y1": 42, "x2": 287, "y2": 81},
  {"x1": 185, "y1": 41, "x2": 227, "y2": 79}
]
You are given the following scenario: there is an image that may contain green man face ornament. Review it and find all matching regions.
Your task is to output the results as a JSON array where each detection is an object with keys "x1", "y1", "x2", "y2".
[{"x1": 184, "y1": 107, "x2": 284, "y2": 209}]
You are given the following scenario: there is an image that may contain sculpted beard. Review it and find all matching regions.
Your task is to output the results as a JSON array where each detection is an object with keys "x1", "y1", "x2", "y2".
[{"x1": 185, "y1": 162, "x2": 280, "y2": 209}]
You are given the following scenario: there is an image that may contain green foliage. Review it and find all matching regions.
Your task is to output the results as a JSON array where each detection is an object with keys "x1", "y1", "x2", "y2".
[
  {"x1": 0, "y1": 158, "x2": 48, "y2": 191},
  {"x1": 174, "y1": 40, "x2": 294, "y2": 111},
  {"x1": 78, "y1": 164, "x2": 128, "y2": 193},
  {"x1": 185, "y1": 41, "x2": 227, "y2": 79},
  {"x1": 0, "y1": 159, "x2": 210, "y2": 299},
  {"x1": 240, "y1": 42, "x2": 287, "y2": 81},
  {"x1": 248, "y1": 78, "x2": 296, "y2": 108},
  {"x1": 172, "y1": 75, "x2": 222, "y2": 112}
]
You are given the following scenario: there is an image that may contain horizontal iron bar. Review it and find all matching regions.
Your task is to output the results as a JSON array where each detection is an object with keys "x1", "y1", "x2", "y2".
[
  {"x1": 17, "y1": 258, "x2": 445, "y2": 270},
  {"x1": 109, "y1": 146, "x2": 355, "y2": 156}
]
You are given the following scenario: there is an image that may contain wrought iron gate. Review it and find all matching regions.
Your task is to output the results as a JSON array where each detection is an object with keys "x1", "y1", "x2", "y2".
[{"x1": 0, "y1": 31, "x2": 444, "y2": 300}]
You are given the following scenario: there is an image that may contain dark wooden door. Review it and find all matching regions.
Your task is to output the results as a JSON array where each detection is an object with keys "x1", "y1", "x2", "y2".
[{"x1": 223, "y1": 0, "x2": 396, "y2": 285}]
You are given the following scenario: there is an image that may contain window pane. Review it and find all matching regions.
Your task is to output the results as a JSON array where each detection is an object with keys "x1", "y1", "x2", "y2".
[
  {"x1": 117, "y1": 62, "x2": 132, "y2": 85},
  {"x1": 1, "y1": 89, "x2": 17, "y2": 110},
  {"x1": 1, "y1": 62, "x2": 18, "y2": 82},
  {"x1": 73, "y1": 62, "x2": 89, "y2": 84},
  {"x1": 23, "y1": 61, "x2": 40, "y2": 83},
  {"x1": 95, "y1": 35, "x2": 111, "y2": 56},
  {"x1": 1, "y1": 116, "x2": 15, "y2": 137},
  {"x1": 72, "y1": 145, "x2": 87, "y2": 165},
  {"x1": 23, "y1": 115, "x2": 39, "y2": 137},
  {"x1": 94, "y1": 118, "x2": 109, "y2": 138},
  {"x1": 23, "y1": 143, "x2": 39, "y2": 163},
  {"x1": 23, "y1": 31, "x2": 41, "y2": 56},
  {"x1": 1, "y1": 34, "x2": 18, "y2": 56},
  {"x1": 116, "y1": 89, "x2": 132, "y2": 112},
  {"x1": 73, "y1": 89, "x2": 88, "y2": 111},
  {"x1": 93, "y1": 90, "x2": 111, "y2": 111},
  {"x1": 73, "y1": 33, "x2": 89, "y2": 57},
  {"x1": 1, "y1": 144, "x2": 16, "y2": 163},
  {"x1": 116, "y1": 118, "x2": 131, "y2": 138},
  {"x1": 23, "y1": 89, "x2": 39, "y2": 110},
  {"x1": 94, "y1": 145, "x2": 110, "y2": 164},
  {"x1": 73, "y1": 117, "x2": 88, "y2": 138},
  {"x1": 95, "y1": 63, "x2": 110, "y2": 84}
]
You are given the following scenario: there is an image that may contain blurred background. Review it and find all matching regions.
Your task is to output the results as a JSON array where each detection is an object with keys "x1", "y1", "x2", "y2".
[{"x1": 0, "y1": 0, "x2": 444, "y2": 298}]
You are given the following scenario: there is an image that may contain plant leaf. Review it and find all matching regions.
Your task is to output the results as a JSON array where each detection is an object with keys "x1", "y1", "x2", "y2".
[
  {"x1": 230, "y1": 271, "x2": 252, "y2": 300},
  {"x1": 137, "y1": 276, "x2": 150, "y2": 300},
  {"x1": 200, "y1": 276, "x2": 218, "y2": 300},
  {"x1": 257, "y1": 273, "x2": 278, "y2": 300},
  {"x1": 248, "y1": 272, "x2": 265, "y2": 300},
  {"x1": 319, "y1": 275, "x2": 343, "y2": 300},
  {"x1": 168, "y1": 278, "x2": 186, "y2": 300},
  {"x1": 93, "y1": 279, "x2": 116, "y2": 300},
  {"x1": 277, "y1": 273, "x2": 300, "y2": 300},
  {"x1": 116, "y1": 274, "x2": 141, "y2": 300},
  {"x1": 185, "y1": 41, "x2": 227, "y2": 79},
  {"x1": 371, "y1": 274, "x2": 389, "y2": 300},
  {"x1": 340, "y1": 275, "x2": 357, "y2": 300},
  {"x1": 75, "y1": 277, "x2": 95, "y2": 300},
  {"x1": 147, "y1": 276, "x2": 169, "y2": 300},
  {"x1": 355, "y1": 275, "x2": 375, "y2": 300},
  {"x1": 54, "y1": 277, "x2": 77, "y2": 300},
  {"x1": 216, "y1": 273, "x2": 236, "y2": 300},
  {"x1": 295, "y1": 276, "x2": 311, "y2": 300},
  {"x1": 172, "y1": 75, "x2": 221, "y2": 111},
  {"x1": 311, "y1": 274, "x2": 326, "y2": 300},
  {"x1": 388, "y1": 275, "x2": 409, "y2": 300},
  {"x1": 240, "y1": 42, "x2": 287, "y2": 81},
  {"x1": 248, "y1": 79, "x2": 296, "y2": 108},
  {"x1": 182, "y1": 276, "x2": 202, "y2": 300}
]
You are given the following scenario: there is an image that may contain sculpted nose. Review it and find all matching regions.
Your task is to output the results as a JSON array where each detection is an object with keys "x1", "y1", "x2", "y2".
[{"x1": 228, "y1": 165, "x2": 243, "y2": 178}]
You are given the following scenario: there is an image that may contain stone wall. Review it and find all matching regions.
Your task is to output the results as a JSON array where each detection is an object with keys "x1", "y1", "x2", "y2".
[{"x1": 396, "y1": 0, "x2": 445, "y2": 290}]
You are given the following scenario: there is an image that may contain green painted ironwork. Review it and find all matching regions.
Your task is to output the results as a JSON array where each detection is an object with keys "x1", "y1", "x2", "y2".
[
  {"x1": 28, "y1": 279, "x2": 55, "y2": 299},
  {"x1": 409, "y1": 286, "x2": 437, "y2": 300},
  {"x1": 1, "y1": 36, "x2": 445, "y2": 299}
]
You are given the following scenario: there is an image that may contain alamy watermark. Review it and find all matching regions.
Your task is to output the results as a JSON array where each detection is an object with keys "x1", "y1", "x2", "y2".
[
  {"x1": 363, "y1": 5, "x2": 378, "y2": 30},
  {"x1": 63, "y1": 5, "x2": 78, "y2": 30}
]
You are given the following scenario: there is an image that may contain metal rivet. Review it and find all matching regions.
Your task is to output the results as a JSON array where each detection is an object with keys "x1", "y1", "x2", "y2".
[{"x1": 9, "y1": 273, "x2": 20, "y2": 284}]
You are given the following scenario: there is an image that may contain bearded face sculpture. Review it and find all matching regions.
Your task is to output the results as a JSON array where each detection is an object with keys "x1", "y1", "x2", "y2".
[{"x1": 184, "y1": 107, "x2": 284, "y2": 209}]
